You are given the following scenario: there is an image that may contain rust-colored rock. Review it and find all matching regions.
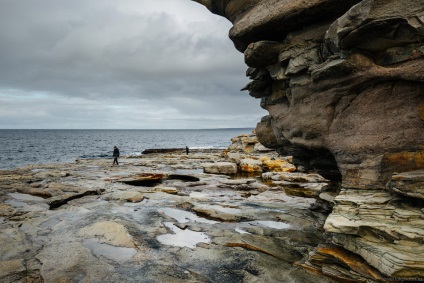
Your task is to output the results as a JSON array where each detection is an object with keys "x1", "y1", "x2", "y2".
[
  {"x1": 299, "y1": 244, "x2": 385, "y2": 282},
  {"x1": 261, "y1": 157, "x2": 296, "y2": 172}
]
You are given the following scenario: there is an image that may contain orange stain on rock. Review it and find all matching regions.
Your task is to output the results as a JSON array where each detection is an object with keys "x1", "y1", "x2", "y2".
[
  {"x1": 383, "y1": 150, "x2": 424, "y2": 173},
  {"x1": 419, "y1": 103, "x2": 424, "y2": 120}
]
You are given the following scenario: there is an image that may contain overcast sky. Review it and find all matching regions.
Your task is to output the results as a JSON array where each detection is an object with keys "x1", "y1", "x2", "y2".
[{"x1": 0, "y1": 0, "x2": 265, "y2": 129}]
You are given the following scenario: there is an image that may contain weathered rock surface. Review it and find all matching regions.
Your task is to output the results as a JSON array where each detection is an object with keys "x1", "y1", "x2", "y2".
[
  {"x1": 207, "y1": 135, "x2": 296, "y2": 175},
  {"x1": 298, "y1": 244, "x2": 386, "y2": 282},
  {"x1": 261, "y1": 156, "x2": 296, "y2": 173},
  {"x1": 202, "y1": 161, "x2": 238, "y2": 175},
  {"x1": 0, "y1": 151, "x2": 336, "y2": 283},
  {"x1": 324, "y1": 189, "x2": 424, "y2": 278},
  {"x1": 228, "y1": 132, "x2": 273, "y2": 153},
  {"x1": 387, "y1": 170, "x2": 424, "y2": 200},
  {"x1": 193, "y1": 0, "x2": 424, "y2": 279},
  {"x1": 240, "y1": 158, "x2": 263, "y2": 173}
]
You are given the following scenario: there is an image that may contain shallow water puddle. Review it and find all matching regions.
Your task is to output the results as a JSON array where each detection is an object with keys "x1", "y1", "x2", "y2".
[
  {"x1": 158, "y1": 208, "x2": 218, "y2": 224},
  {"x1": 157, "y1": 222, "x2": 211, "y2": 249},
  {"x1": 248, "y1": 221, "x2": 291, "y2": 229},
  {"x1": 83, "y1": 239, "x2": 137, "y2": 262}
]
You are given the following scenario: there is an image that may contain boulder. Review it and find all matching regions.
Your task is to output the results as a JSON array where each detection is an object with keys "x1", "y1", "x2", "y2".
[
  {"x1": 202, "y1": 162, "x2": 238, "y2": 175},
  {"x1": 228, "y1": 134, "x2": 257, "y2": 153},
  {"x1": 240, "y1": 158, "x2": 263, "y2": 173},
  {"x1": 261, "y1": 157, "x2": 296, "y2": 172},
  {"x1": 226, "y1": 152, "x2": 243, "y2": 164}
]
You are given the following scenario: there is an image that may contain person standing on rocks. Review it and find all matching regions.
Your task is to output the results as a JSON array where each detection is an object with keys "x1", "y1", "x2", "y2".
[
  {"x1": 112, "y1": 146, "x2": 120, "y2": 166},
  {"x1": 185, "y1": 146, "x2": 189, "y2": 155}
]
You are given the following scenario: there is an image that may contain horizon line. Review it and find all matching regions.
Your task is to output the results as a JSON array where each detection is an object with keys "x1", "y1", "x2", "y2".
[{"x1": 0, "y1": 127, "x2": 255, "y2": 130}]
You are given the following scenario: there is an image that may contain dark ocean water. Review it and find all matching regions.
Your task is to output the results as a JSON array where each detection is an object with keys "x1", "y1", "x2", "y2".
[{"x1": 0, "y1": 129, "x2": 253, "y2": 170}]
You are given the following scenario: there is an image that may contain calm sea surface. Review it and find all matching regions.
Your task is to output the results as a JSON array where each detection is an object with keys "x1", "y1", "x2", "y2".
[{"x1": 0, "y1": 129, "x2": 253, "y2": 170}]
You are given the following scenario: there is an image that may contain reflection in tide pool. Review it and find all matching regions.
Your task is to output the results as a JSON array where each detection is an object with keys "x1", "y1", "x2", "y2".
[
  {"x1": 158, "y1": 208, "x2": 218, "y2": 224},
  {"x1": 249, "y1": 221, "x2": 291, "y2": 229},
  {"x1": 157, "y1": 222, "x2": 211, "y2": 249}
]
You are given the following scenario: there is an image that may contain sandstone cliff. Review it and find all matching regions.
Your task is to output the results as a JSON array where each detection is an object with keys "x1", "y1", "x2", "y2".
[{"x1": 193, "y1": 0, "x2": 424, "y2": 280}]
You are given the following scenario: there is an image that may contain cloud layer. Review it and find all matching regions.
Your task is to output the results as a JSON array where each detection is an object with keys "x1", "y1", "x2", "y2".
[{"x1": 0, "y1": 0, "x2": 265, "y2": 129}]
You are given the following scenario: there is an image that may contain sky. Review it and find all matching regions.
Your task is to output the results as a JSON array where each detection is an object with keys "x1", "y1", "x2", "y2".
[{"x1": 0, "y1": 0, "x2": 266, "y2": 129}]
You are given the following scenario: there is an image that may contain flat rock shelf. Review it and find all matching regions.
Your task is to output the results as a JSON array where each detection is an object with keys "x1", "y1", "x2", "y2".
[{"x1": 0, "y1": 150, "x2": 338, "y2": 283}]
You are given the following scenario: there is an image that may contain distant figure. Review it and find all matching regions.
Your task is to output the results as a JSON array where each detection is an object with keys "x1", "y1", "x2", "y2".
[
  {"x1": 185, "y1": 146, "x2": 189, "y2": 155},
  {"x1": 113, "y1": 146, "x2": 120, "y2": 166}
]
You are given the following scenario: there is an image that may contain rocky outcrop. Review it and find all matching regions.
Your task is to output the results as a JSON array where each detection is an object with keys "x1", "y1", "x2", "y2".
[
  {"x1": 193, "y1": 0, "x2": 424, "y2": 279},
  {"x1": 195, "y1": 0, "x2": 424, "y2": 189},
  {"x1": 228, "y1": 132, "x2": 273, "y2": 153}
]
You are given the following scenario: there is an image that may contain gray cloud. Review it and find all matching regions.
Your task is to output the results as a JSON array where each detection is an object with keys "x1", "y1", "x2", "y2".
[{"x1": 0, "y1": 0, "x2": 266, "y2": 129}]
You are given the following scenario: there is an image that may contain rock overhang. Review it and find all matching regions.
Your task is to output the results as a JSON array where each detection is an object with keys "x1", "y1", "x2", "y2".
[{"x1": 193, "y1": 0, "x2": 364, "y2": 52}]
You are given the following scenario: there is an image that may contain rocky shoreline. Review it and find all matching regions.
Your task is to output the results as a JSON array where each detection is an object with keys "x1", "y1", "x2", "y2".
[{"x1": 3, "y1": 133, "x2": 417, "y2": 282}]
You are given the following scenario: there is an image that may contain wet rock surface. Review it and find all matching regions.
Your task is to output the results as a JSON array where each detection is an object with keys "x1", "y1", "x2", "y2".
[{"x1": 0, "y1": 151, "x2": 337, "y2": 283}]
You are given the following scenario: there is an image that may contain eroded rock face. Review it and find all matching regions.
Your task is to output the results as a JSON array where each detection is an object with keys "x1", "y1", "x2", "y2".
[
  {"x1": 193, "y1": 0, "x2": 424, "y2": 279},
  {"x1": 195, "y1": 0, "x2": 424, "y2": 189}
]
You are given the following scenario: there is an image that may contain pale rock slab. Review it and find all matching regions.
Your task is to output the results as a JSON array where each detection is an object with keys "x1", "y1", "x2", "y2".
[{"x1": 202, "y1": 162, "x2": 238, "y2": 175}]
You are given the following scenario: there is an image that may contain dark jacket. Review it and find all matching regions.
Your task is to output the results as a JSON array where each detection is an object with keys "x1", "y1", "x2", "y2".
[{"x1": 113, "y1": 148, "x2": 120, "y2": 157}]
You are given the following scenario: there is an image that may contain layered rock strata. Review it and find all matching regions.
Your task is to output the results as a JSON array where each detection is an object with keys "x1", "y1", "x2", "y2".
[{"x1": 193, "y1": 0, "x2": 424, "y2": 279}]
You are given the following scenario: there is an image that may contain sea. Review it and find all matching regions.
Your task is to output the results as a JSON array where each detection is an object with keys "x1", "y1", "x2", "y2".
[{"x1": 0, "y1": 128, "x2": 253, "y2": 170}]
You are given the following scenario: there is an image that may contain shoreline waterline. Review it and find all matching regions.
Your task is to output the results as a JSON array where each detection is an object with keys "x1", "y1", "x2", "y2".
[{"x1": 0, "y1": 128, "x2": 253, "y2": 170}]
